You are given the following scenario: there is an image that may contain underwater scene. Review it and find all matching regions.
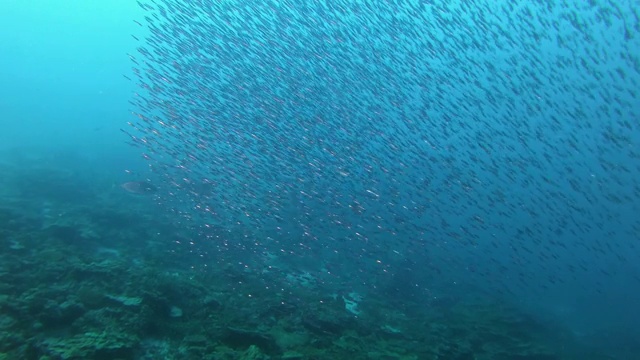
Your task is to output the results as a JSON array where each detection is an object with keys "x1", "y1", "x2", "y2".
[{"x1": 0, "y1": 0, "x2": 639, "y2": 359}]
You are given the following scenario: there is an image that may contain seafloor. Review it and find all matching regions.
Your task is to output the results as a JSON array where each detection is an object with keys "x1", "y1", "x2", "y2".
[{"x1": 0, "y1": 150, "x2": 613, "y2": 360}]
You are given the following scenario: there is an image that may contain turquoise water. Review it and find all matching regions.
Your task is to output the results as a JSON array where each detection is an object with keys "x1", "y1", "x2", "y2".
[{"x1": 0, "y1": 1, "x2": 638, "y2": 359}]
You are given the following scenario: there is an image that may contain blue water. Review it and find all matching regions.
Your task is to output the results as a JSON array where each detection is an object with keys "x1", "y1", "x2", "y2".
[{"x1": 1, "y1": 0, "x2": 639, "y2": 359}]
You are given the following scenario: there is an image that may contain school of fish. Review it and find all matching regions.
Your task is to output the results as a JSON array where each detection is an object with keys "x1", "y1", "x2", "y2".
[{"x1": 123, "y1": 0, "x2": 639, "y2": 307}]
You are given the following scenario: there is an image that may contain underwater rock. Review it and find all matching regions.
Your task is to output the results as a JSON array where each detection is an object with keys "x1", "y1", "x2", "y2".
[
  {"x1": 380, "y1": 324, "x2": 405, "y2": 339},
  {"x1": 506, "y1": 355, "x2": 559, "y2": 360},
  {"x1": 38, "y1": 331, "x2": 138, "y2": 360},
  {"x1": 239, "y1": 345, "x2": 267, "y2": 360},
  {"x1": 301, "y1": 312, "x2": 351, "y2": 335},
  {"x1": 281, "y1": 350, "x2": 305, "y2": 359},
  {"x1": 201, "y1": 295, "x2": 222, "y2": 310},
  {"x1": 182, "y1": 334, "x2": 208, "y2": 347},
  {"x1": 105, "y1": 294, "x2": 143, "y2": 307},
  {"x1": 366, "y1": 350, "x2": 418, "y2": 360},
  {"x1": 342, "y1": 292, "x2": 362, "y2": 316},
  {"x1": 44, "y1": 225, "x2": 85, "y2": 243},
  {"x1": 302, "y1": 316, "x2": 336, "y2": 335},
  {"x1": 223, "y1": 327, "x2": 279, "y2": 355},
  {"x1": 169, "y1": 305, "x2": 183, "y2": 317},
  {"x1": 39, "y1": 300, "x2": 85, "y2": 327},
  {"x1": 180, "y1": 334, "x2": 211, "y2": 356}
]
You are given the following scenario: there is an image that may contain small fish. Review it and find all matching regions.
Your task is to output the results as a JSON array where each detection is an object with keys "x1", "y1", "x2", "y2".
[{"x1": 121, "y1": 181, "x2": 157, "y2": 194}]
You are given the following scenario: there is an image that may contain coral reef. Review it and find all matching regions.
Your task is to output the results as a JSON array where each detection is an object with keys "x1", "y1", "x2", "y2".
[{"x1": 0, "y1": 156, "x2": 616, "y2": 360}]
